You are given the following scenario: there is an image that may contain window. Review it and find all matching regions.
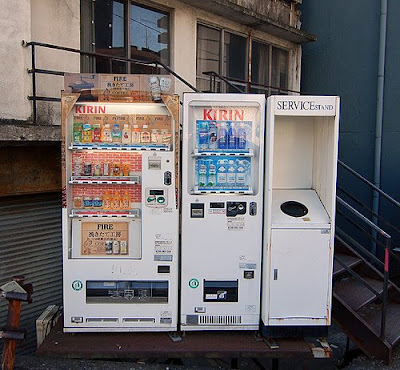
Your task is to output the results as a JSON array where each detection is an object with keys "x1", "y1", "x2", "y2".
[
  {"x1": 196, "y1": 24, "x2": 221, "y2": 92},
  {"x1": 196, "y1": 23, "x2": 289, "y2": 94},
  {"x1": 81, "y1": 0, "x2": 170, "y2": 74},
  {"x1": 224, "y1": 32, "x2": 247, "y2": 92}
]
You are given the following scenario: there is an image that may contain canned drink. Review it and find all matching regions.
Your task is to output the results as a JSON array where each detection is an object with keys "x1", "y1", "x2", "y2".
[
  {"x1": 73, "y1": 161, "x2": 83, "y2": 176},
  {"x1": 112, "y1": 240, "x2": 120, "y2": 254},
  {"x1": 83, "y1": 162, "x2": 92, "y2": 176},
  {"x1": 120, "y1": 240, "x2": 128, "y2": 254},
  {"x1": 122, "y1": 163, "x2": 130, "y2": 177},
  {"x1": 73, "y1": 196, "x2": 83, "y2": 208},
  {"x1": 93, "y1": 162, "x2": 102, "y2": 176},
  {"x1": 105, "y1": 241, "x2": 113, "y2": 254},
  {"x1": 149, "y1": 76, "x2": 162, "y2": 102},
  {"x1": 112, "y1": 162, "x2": 121, "y2": 177},
  {"x1": 92, "y1": 196, "x2": 103, "y2": 208},
  {"x1": 103, "y1": 162, "x2": 110, "y2": 176},
  {"x1": 83, "y1": 196, "x2": 92, "y2": 209}
]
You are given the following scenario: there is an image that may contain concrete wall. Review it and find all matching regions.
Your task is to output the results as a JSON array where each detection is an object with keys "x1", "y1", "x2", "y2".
[
  {"x1": 0, "y1": 0, "x2": 301, "y2": 127},
  {"x1": 0, "y1": 0, "x2": 32, "y2": 121},
  {"x1": 31, "y1": 0, "x2": 81, "y2": 125},
  {"x1": 0, "y1": 0, "x2": 80, "y2": 126},
  {"x1": 300, "y1": 0, "x2": 400, "y2": 239},
  {"x1": 155, "y1": 0, "x2": 302, "y2": 97}
]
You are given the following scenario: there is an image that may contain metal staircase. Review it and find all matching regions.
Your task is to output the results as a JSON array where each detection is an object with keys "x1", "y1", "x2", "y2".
[{"x1": 334, "y1": 161, "x2": 400, "y2": 364}]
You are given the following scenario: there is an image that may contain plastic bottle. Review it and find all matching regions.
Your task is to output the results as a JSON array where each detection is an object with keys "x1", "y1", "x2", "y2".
[
  {"x1": 92, "y1": 124, "x2": 102, "y2": 142},
  {"x1": 102, "y1": 124, "x2": 112, "y2": 143},
  {"x1": 237, "y1": 122, "x2": 247, "y2": 150},
  {"x1": 227, "y1": 160, "x2": 236, "y2": 187},
  {"x1": 73, "y1": 122, "x2": 83, "y2": 142},
  {"x1": 131, "y1": 124, "x2": 141, "y2": 144},
  {"x1": 208, "y1": 160, "x2": 217, "y2": 187},
  {"x1": 121, "y1": 191, "x2": 130, "y2": 210},
  {"x1": 111, "y1": 191, "x2": 121, "y2": 210},
  {"x1": 82, "y1": 123, "x2": 92, "y2": 143},
  {"x1": 198, "y1": 160, "x2": 207, "y2": 187},
  {"x1": 217, "y1": 122, "x2": 228, "y2": 149},
  {"x1": 112, "y1": 124, "x2": 122, "y2": 143},
  {"x1": 228, "y1": 122, "x2": 237, "y2": 149},
  {"x1": 122, "y1": 123, "x2": 131, "y2": 144},
  {"x1": 103, "y1": 191, "x2": 112, "y2": 209},
  {"x1": 208, "y1": 122, "x2": 218, "y2": 150},
  {"x1": 217, "y1": 159, "x2": 227, "y2": 187},
  {"x1": 198, "y1": 121, "x2": 209, "y2": 151},
  {"x1": 236, "y1": 160, "x2": 246, "y2": 187},
  {"x1": 161, "y1": 129, "x2": 171, "y2": 146},
  {"x1": 151, "y1": 129, "x2": 160, "y2": 144},
  {"x1": 141, "y1": 125, "x2": 151, "y2": 143}
]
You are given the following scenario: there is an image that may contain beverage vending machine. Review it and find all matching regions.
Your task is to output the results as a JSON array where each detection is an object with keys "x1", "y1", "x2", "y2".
[
  {"x1": 61, "y1": 83, "x2": 179, "y2": 332},
  {"x1": 181, "y1": 93, "x2": 267, "y2": 330}
]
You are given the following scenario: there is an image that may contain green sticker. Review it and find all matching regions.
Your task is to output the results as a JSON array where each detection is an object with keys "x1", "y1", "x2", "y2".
[
  {"x1": 72, "y1": 280, "x2": 83, "y2": 291},
  {"x1": 188, "y1": 278, "x2": 199, "y2": 289}
]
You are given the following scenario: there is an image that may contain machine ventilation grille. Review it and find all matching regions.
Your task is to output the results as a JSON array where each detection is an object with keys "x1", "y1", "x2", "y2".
[
  {"x1": 122, "y1": 318, "x2": 156, "y2": 323},
  {"x1": 86, "y1": 318, "x2": 119, "y2": 323},
  {"x1": 199, "y1": 315, "x2": 242, "y2": 325}
]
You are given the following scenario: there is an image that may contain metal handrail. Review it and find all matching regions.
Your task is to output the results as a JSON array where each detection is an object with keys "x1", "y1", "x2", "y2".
[
  {"x1": 338, "y1": 185, "x2": 400, "y2": 251},
  {"x1": 22, "y1": 40, "x2": 199, "y2": 123},
  {"x1": 338, "y1": 159, "x2": 400, "y2": 209},
  {"x1": 336, "y1": 196, "x2": 391, "y2": 339},
  {"x1": 202, "y1": 70, "x2": 302, "y2": 95}
]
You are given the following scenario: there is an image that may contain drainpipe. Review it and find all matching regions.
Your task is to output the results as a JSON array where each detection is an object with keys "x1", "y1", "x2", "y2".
[{"x1": 372, "y1": 0, "x2": 387, "y2": 255}]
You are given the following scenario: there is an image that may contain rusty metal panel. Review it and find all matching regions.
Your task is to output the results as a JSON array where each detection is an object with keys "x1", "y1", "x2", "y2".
[
  {"x1": 38, "y1": 319, "x2": 316, "y2": 359},
  {"x1": 0, "y1": 145, "x2": 61, "y2": 197},
  {"x1": 0, "y1": 192, "x2": 62, "y2": 354}
]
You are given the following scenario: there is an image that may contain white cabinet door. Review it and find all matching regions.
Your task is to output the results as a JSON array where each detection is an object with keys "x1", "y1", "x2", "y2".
[{"x1": 269, "y1": 228, "x2": 331, "y2": 319}]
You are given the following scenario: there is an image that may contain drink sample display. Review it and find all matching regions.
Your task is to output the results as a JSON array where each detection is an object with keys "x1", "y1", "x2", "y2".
[
  {"x1": 71, "y1": 114, "x2": 173, "y2": 149},
  {"x1": 196, "y1": 120, "x2": 251, "y2": 152},
  {"x1": 195, "y1": 157, "x2": 251, "y2": 191}
]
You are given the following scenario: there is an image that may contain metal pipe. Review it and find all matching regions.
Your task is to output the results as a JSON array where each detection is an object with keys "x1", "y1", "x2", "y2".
[
  {"x1": 338, "y1": 160, "x2": 400, "y2": 208},
  {"x1": 31, "y1": 44, "x2": 37, "y2": 124},
  {"x1": 372, "y1": 0, "x2": 388, "y2": 254},
  {"x1": 337, "y1": 196, "x2": 391, "y2": 238},
  {"x1": 381, "y1": 237, "x2": 390, "y2": 339}
]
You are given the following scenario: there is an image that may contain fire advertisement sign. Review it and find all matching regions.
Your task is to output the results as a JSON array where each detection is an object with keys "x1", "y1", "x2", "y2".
[{"x1": 81, "y1": 222, "x2": 129, "y2": 256}]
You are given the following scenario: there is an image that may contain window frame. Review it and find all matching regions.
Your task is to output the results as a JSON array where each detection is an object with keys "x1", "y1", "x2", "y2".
[
  {"x1": 196, "y1": 20, "x2": 290, "y2": 94},
  {"x1": 82, "y1": 0, "x2": 172, "y2": 74}
]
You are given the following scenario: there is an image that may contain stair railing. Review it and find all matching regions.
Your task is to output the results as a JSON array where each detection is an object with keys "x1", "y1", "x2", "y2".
[
  {"x1": 202, "y1": 70, "x2": 302, "y2": 95},
  {"x1": 336, "y1": 196, "x2": 391, "y2": 339},
  {"x1": 22, "y1": 40, "x2": 199, "y2": 124}
]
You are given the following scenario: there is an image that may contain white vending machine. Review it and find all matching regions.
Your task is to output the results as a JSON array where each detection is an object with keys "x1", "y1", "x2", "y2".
[
  {"x1": 62, "y1": 96, "x2": 179, "y2": 332},
  {"x1": 262, "y1": 95, "x2": 340, "y2": 337},
  {"x1": 181, "y1": 93, "x2": 267, "y2": 331}
]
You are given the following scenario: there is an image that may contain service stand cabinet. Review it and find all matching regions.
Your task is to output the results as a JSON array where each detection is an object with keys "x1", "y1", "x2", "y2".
[{"x1": 262, "y1": 96, "x2": 340, "y2": 336}]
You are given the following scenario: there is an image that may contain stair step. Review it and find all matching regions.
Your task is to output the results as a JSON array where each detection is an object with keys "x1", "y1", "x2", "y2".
[
  {"x1": 333, "y1": 277, "x2": 383, "y2": 311},
  {"x1": 333, "y1": 253, "x2": 363, "y2": 276},
  {"x1": 362, "y1": 303, "x2": 400, "y2": 346}
]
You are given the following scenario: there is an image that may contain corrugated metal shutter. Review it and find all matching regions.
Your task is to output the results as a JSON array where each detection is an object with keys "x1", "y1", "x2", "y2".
[{"x1": 0, "y1": 192, "x2": 62, "y2": 354}]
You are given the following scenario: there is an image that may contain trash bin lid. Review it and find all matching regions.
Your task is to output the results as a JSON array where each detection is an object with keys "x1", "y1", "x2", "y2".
[{"x1": 280, "y1": 201, "x2": 309, "y2": 218}]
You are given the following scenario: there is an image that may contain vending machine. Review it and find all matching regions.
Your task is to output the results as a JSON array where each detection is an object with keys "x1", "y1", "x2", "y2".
[
  {"x1": 181, "y1": 93, "x2": 267, "y2": 331},
  {"x1": 262, "y1": 95, "x2": 340, "y2": 337},
  {"x1": 61, "y1": 78, "x2": 179, "y2": 332}
]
